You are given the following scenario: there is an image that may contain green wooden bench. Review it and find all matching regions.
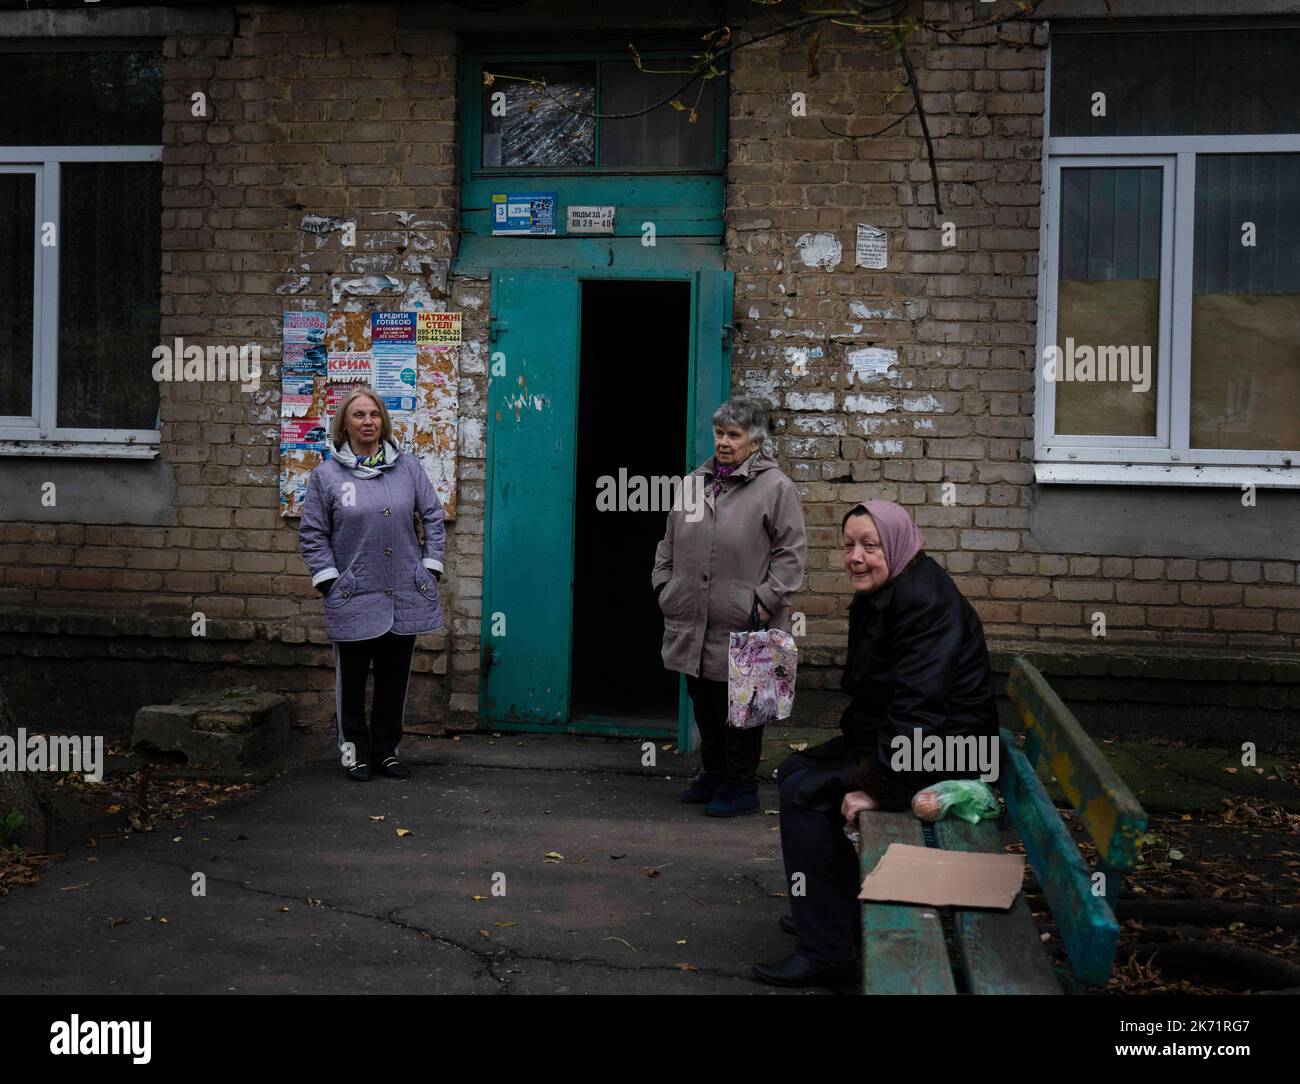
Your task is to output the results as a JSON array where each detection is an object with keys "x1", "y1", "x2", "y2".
[{"x1": 856, "y1": 657, "x2": 1148, "y2": 994}]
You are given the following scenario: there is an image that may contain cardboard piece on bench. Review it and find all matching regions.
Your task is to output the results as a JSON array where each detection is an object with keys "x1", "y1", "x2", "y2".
[{"x1": 858, "y1": 843, "x2": 1025, "y2": 910}]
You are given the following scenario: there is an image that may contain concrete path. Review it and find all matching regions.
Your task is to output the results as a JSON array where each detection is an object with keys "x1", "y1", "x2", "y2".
[{"x1": 0, "y1": 734, "x2": 833, "y2": 995}]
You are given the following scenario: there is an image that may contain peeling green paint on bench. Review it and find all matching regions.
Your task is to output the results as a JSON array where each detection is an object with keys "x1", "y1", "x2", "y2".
[
  {"x1": 998, "y1": 725, "x2": 1121, "y2": 987},
  {"x1": 857, "y1": 811, "x2": 955, "y2": 995},
  {"x1": 1006, "y1": 658, "x2": 1147, "y2": 871},
  {"x1": 932, "y1": 817, "x2": 1062, "y2": 995}
]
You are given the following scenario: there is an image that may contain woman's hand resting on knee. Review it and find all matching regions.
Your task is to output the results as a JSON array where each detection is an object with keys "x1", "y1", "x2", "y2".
[{"x1": 840, "y1": 789, "x2": 879, "y2": 828}]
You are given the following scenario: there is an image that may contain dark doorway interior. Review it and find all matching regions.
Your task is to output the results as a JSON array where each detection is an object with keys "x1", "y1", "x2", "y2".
[{"x1": 572, "y1": 280, "x2": 690, "y2": 723}]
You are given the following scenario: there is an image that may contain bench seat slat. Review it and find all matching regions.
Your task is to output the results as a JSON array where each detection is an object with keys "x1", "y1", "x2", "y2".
[
  {"x1": 858, "y1": 812, "x2": 955, "y2": 995},
  {"x1": 999, "y1": 727, "x2": 1121, "y2": 987},
  {"x1": 933, "y1": 817, "x2": 1063, "y2": 995}
]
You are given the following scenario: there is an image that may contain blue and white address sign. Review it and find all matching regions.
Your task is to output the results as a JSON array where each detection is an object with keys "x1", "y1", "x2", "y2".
[{"x1": 491, "y1": 192, "x2": 557, "y2": 236}]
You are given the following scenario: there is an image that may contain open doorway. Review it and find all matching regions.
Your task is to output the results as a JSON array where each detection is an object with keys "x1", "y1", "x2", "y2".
[{"x1": 571, "y1": 279, "x2": 691, "y2": 724}]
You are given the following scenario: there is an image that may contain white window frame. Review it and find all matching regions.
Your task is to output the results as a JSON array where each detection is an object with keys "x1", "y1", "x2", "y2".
[
  {"x1": 1035, "y1": 43, "x2": 1300, "y2": 488},
  {"x1": 0, "y1": 144, "x2": 162, "y2": 458}
]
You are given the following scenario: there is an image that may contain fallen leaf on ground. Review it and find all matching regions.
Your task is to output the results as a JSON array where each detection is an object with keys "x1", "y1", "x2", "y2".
[
  {"x1": 277, "y1": 906, "x2": 290, "y2": 913},
  {"x1": 368, "y1": 815, "x2": 385, "y2": 822},
  {"x1": 471, "y1": 895, "x2": 487, "y2": 901},
  {"x1": 789, "y1": 742, "x2": 808, "y2": 751},
  {"x1": 543, "y1": 851, "x2": 564, "y2": 860},
  {"x1": 395, "y1": 828, "x2": 413, "y2": 837},
  {"x1": 494, "y1": 921, "x2": 518, "y2": 927},
  {"x1": 109, "y1": 917, "x2": 129, "y2": 928},
  {"x1": 675, "y1": 963, "x2": 698, "y2": 971}
]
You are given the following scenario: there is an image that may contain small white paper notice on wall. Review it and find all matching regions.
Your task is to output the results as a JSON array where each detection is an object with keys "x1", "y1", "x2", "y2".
[
  {"x1": 856, "y1": 224, "x2": 888, "y2": 269},
  {"x1": 567, "y1": 206, "x2": 615, "y2": 234}
]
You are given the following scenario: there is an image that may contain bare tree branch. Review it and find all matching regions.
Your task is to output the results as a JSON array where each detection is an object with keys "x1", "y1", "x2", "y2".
[{"x1": 898, "y1": 45, "x2": 942, "y2": 216}]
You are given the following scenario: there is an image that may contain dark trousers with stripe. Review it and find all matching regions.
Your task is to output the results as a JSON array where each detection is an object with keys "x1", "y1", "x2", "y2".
[
  {"x1": 777, "y1": 751, "x2": 862, "y2": 963},
  {"x1": 685, "y1": 675, "x2": 765, "y2": 790},
  {"x1": 334, "y1": 630, "x2": 417, "y2": 766}
]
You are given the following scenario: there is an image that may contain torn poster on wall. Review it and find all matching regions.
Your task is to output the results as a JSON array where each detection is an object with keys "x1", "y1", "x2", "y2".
[
  {"x1": 279, "y1": 308, "x2": 460, "y2": 520},
  {"x1": 279, "y1": 311, "x2": 331, "y2": 516}
]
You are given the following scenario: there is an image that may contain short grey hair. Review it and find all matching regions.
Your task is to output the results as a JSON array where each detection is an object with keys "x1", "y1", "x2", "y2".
[{"x1": 711, "y1": 396, "x2": 770, "y2": 445}]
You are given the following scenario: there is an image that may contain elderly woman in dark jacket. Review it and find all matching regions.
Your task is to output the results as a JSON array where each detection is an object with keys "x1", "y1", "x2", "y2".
[{"x1": 752, "y1": 500, "x2": 999, "y2": 987}]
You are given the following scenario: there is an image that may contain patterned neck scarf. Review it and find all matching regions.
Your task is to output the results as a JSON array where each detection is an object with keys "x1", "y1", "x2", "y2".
[
  {"x1": 358, "y1": 445, "x2": 386, "y2": 469},
  {"x1": 711, "y1": 461, "x2": 739, "y2": 498}
]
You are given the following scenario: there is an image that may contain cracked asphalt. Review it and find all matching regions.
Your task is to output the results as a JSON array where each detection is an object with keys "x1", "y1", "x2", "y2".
[{"x1": 0, "y1": 734, "x2": 829, "y2": 995}]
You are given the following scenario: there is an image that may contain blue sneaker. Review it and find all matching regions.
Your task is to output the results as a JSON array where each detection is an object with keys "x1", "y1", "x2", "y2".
[
  {"x1": 705, "y1": 784, "x2": 759, "y2": 817},
  {"x1": 680, "y1": 772, "x2": 723, "y2": 804}
]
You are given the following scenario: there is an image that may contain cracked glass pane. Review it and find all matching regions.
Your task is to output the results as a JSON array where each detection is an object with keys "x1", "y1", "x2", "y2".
[{"x1": 482, "y1": 63, "x2": 596, "y2": 167}]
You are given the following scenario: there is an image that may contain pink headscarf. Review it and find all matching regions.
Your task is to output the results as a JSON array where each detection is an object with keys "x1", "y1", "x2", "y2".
[{"x1": 855, "y1": 500, "x2": 926, "y2": 581}]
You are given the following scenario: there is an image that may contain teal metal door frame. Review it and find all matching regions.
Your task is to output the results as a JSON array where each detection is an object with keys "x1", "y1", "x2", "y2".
[{"x1": 480, "y1": 264, "x2": 732, "y2": 745}]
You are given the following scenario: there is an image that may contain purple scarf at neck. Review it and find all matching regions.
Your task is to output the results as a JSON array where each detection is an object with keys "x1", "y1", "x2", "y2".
[{"x1": 711, "y1": 461, "x2": 739, "y2": 498}]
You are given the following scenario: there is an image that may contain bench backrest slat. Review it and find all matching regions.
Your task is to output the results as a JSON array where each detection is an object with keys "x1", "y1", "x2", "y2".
[
  {"x1": 1006, "y1": 658, "x2": 1147, "y2": 871},
  {"x1": 999, "y1": 726, "x2": 1121, "y2": 986}
]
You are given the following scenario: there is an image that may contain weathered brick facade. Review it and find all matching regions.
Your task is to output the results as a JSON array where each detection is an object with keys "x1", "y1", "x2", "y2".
[{"x1": 1, "y1": 2, "x2": 1296, "y2": 740}]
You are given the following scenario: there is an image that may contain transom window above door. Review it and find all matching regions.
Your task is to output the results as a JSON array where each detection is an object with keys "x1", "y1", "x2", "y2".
[{"x1": 472, "y1": 47, "x2": 724, "y2": 173}]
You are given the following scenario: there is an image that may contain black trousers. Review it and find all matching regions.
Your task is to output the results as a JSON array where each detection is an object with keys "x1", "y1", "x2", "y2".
[
  {"x1": 776, "y1": 750, "x2": 862, "y2": 963},
  {"x1": 685, "y1": 675, "x2": 764, "y2": 790},
  {"x1": 333, "y1": 630, "x2": 417, "y2": 766}
]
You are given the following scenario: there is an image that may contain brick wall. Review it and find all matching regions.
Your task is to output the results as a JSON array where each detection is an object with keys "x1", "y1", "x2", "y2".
[
  {"x1": 724, "y1": 10, "x2": 1300, "y2": 689},
  {"x1": 0, "y1": 3, "x2": 1296, "y2": 737}
]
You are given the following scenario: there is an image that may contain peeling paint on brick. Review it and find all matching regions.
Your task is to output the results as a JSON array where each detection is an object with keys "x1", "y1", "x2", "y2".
[
  {"x1": 275, "y1": 276, "x2": 310, "y2": 296},
  {"x1": 330, "y1": 274, "x2": 403, "y2": 305},
  {"x1": 844, "y1": 394, "x2": 895, "y2": 414},
  {"x1": 850, "y1": 300, "x2": 903, "y2": 321},
  {"x1": 795, "y1": 232, "x2": 842, "y2": 271},
  {"x1": 846, "y1": 347, "x2": 900, "y2": 386}
]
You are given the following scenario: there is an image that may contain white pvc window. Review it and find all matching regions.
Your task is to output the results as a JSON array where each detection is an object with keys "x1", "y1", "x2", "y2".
[
  {"x1": 0, "y1": 48, "x2": 163, "y2": 458},
  {"x1": 1037, "y1": 28, "x2": 1300, "y2": 487}
]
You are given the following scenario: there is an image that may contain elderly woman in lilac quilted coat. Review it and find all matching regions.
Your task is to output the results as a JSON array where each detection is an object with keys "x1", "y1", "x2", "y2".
[{"x1": 299, "y1": 386, "x2": 445, "y2": 782}]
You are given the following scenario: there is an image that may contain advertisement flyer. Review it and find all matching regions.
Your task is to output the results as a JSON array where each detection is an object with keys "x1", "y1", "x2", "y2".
[
  {"x1": 326, "y1": 311, "x2": 373, "y2": 384},
  {"x1": 372, "y1": 311, "x2": 418, "y2": 413},
  {"x1": 416, "y1": 311, "x2": 462, "y2": 345},
  {"x1": 281, "y1": 417, "x2": 331, "y2": 449},
  {"x1": 282, "y1": 311, "x2": 328, "y2": 376},
  {"x1": 281, "y1": 373, "x2": 326, "y2": 418},
  {"x1": 280, "y1": 308, "x2": 459, "y2": 520}
]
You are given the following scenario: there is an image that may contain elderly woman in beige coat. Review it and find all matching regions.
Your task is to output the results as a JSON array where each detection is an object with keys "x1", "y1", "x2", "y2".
[{"x1": 652, "y1": 397, "x2": 807, "y2": 817}]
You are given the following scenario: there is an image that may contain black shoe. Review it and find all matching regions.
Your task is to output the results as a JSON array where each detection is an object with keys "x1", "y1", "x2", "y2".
[
  {"x1": 779, "y1": 914, "x2": 796, "y2": 935},
  {"x1": 378, "y1": 756, "x2": 411, "y2": 779},
  {"x1": 752, "y1": 953, "x2": 857, "y2": 988},
  {"x1": 347, "y1": 763, "x2": 371, "y2": 782}
]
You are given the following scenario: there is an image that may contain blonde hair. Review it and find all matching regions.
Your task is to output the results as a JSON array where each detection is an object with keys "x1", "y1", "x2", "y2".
[{"x1": 330, "y1": 386, "x2": 393, "y2": 450}]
